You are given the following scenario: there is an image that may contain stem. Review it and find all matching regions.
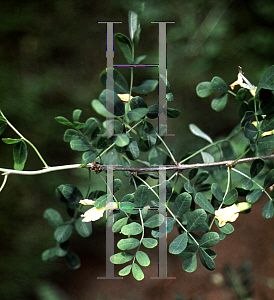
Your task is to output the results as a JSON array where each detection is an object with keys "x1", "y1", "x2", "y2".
[
  {"x1": 231, "y1": 167, "x2": 272, "y2": 201},
  {"x1": 228, "y1": 90, "x2": 237, "y2": 97},
  {"x1": 0, "y1": 109, "x2": 49, "y2": 168},
  {"x1": 2, "y1": 153, "x2": 274, "y2": 176},
  {"x1": 209, "y1": 166, "x2": 231, "y2": 230},
  {"x1": 156, "y1": 133, "x2": 176, "y2": 164},
  {"x1": 179, "y1": 138, "x2": 227, "y2": 164},
  {"x1": 0, "y1": 164, "x2": 81, "y2": 175},
  {"x1": 0, "y1": 174, "x2": 8, "y2": 192}
]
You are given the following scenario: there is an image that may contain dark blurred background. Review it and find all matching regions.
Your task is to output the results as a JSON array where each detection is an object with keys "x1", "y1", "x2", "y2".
[{"x1": 1, "y1": 0, "x2": 274, "y2": 299}]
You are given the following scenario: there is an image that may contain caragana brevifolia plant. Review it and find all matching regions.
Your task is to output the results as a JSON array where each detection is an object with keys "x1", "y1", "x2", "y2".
[{"x1": 1, "y1": 8, "x2": 274, "y2": 281}]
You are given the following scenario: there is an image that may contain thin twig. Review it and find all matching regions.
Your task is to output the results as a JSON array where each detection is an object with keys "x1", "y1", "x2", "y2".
[{"x1": 1, "y1": 153, "x2": 274, "y2": 176}]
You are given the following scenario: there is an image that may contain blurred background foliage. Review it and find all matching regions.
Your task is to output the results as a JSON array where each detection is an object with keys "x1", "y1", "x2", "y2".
[{"x1": 0, "y1": 0, "x2": 274, "y2": 299}]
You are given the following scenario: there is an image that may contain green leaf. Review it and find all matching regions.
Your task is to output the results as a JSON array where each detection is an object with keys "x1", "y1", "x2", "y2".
[
  {"x1": 244, "y1": 122, "x2": 258, "y2": 139},
  {"x1": 261, "y1": 112, "x2": 274, "y2": 131},
  {"x1": 114, "y1": 33, "x2": 132, "y2": 64},
  {"x1": 142, "y1": 238, "x2": 158, "y2": 249},
  {"x1": 189, "y1": 123, "x2": 213, "y2": 143},
  {"x1": 94, "y1": 194, "x2": 107, "y2": 209},
  {"x1": 188, "y1": 168, "x2": 198, "y2": 180},
  {"x1": 132, "y1": 80, "x2": 158, "y2": 94},
  {"x1": 144, "y1": 214, "x2": 165, "y2": 228},
  {"x1": 133, "y1": 55, "x2": 146, "y2": 64},
  {"x1": 148, "y1": 147, "x2": 163, "y2": 165},
  {"x1": 201, "y1": 151, "x2": 214, "y2": 163},
  {"x1": 113, "y1": 178, "x2": 122, "y2": 193},
  {"x1": 91, "y1": 99, "x2": 111, "y2": 118},
  {"x1": 250, "y1": 159, "x2": 265, "y2": 178},
  {"x1": 70, "y1": 137, "x2": 91, "y2": 151},
  {"x1": 99, "y1": 89, "x2": 125, "y2": 117},
  {"x1": 167, "y1": 107, "x2": 180, "y2": 118},
  {"x1": 151, "y1": 217, "x2": 175, "y2": 239},
  {"x1": 147, "y1": 104, "x2": 158, "y2": 119},
  {"x1": 117, "y1": 238, "x2": 140, "y2": 250},
  {"x1": 136, "y1": 251, "x2": 150, "y2": 267},
  {"x1": 110, "y1": 252, "x2": 134, "y2": 264},
  {"x1": 134, "y1": 185, "x2": 148, "y2": 207},
  {"x1": 2, "y1": 138, "x2": 21, "y2": 144},
  {"x1": 194, "y1": 171, "x2": 209, "y2": 185},
  {"x1": 211, "y1": 183, "x2": 224, "y2": 201},
  {"x1": 75, "y1": 217, "x2": 92, "y2": 237},
  {"x1": 216, "y1": 221, "x2": 234, "y2": 235},
  {"x1": 211, "y1": 93, "x2": 228, "y2": 112},
  {"x1": 194, "y1": 193, "x2": 215, "y2": 214},
  {"x1": 41, "y1": 248, "x2": 58, "y2": 262},
  {"x1": 130, "y1": 96, "x2": 147, "y2": 109},
  {"x1": 104, "y1": 148, "x2": 119, "y2": 165},
  {"x1": 127, "y1": 108, "x2": 148, "y2": 122},
  {"x1": 262, "y1": 201, "x2": 274, "y2": 219},
  {"x1": 187, "y1": 209, "x2": 207, "y2": 232},
  {"x1": 263, "y1": 169, "x2": 274, "y2": 189},
  {"x1": 55, "y1": 116, "x2": 74, "y2": 127},
  {"x1": 178, "y1": 244, "x2": 198, "y2": 259},
  {"x1": 114, "y1": 134, "x2": 130, "y2": 147},
  {"x1": 82, "y1": 150, "x2": 97, "y2": 164},
  {"x1": 142, "y1": 121, "x2": 157, "y2": 148},
  {"x1": 223, "y1": 189, "x2": 238, "y2": 205},
  {"x1": 118, "y1": 265, "x2": 132, "y2": 276},
  {"x1": 65, "y1": 251, "x2": 81, "y2": 270},
  {"x1": 166, "y1": 92, "x2": 174, "y2": 102},
  {"x1": 242, "y1": 179, "x2": 253, "y2": 190},
  {"x1": 184, "y1": 182, "x2": 195, "y2": 194},
  {"x1": 199, "y1": 248, "x2": 215, "y2": 271},
  {"x1": 211, "y1": 76, "x2": 228, "y2": 93},
  {"x1": 63, "y1": 129, "x2": 82, "y2": 142},
  {"x1": 235, "y1": 88, "x2": 247, "y2": 102},
  {"x1": 43, "y1": 208, "x2": 64, "y2": 229},
  {"x1": 199, "y1": 232, "x2": 219, "y2": 248},
  {"x1": 13, "y1": 140, "x2": 28, "y2": 170},
  {"x1": 83, "y1": 117, "x2": 100, "y2": 136},
  {"x1": 246, "y1": 189, "x2": 262, "y2": 204},
  {"x1": 258, "y1": 135, "x2": 274, "y2": 150},
  {"x1": 132, "y1": 263, "x2": 144, "y2": 281},
  {"x1": 113, "y1": 217, "x2": 128, "y2": 233},
  {"x1": 257, "y1": 65, "x2": 274, "y2": 92},
  {"x1": 99, "y1": 69, "x2": 129, "y2": 94},
  {"x1": 56, "y1": 184, "x2": 83, "y2": 209},
  {"x1": 125, "y1": 138, "x2": 139, "y2": 160},
  {"x1": 0, "y1": 119, "x2": 7, "y2": 135},
  {"x1": 54, "y1": 222, "x2": 74, "y2": 243},
  {"x1": 169, "y1": 232, "x2": 188, "y2": 255},
  {"x1": 196, "y1": 81, "x2": 213, "y2": 98},
  {"x1": 121, "y1": 222, "x2": 143, "y2": 235},
  {"x1": 174, "y1": 192, "x2": 192, "y2": 217},
  {"x1": 72, "y1": 109, "x2": 82, "y2": 122},
  {"x1": 182, "y1": 255, "x2": 197, "y2": 273},
  {"x1": 121, "y1": 193, "x2": 134, "y2": 203}
]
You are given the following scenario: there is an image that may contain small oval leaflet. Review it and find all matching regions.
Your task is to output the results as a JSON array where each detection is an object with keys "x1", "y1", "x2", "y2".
[
  {"x1": 169, "y1": 232, "x2": 188, "y2": 255},
  {"x1": 121, "y1": 222, "x2": 143, "y2": 235}
]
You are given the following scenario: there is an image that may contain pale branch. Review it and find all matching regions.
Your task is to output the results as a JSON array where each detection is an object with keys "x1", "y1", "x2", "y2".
[{"x1": 1, "y1": 153, "x2": 274, "y2": 176}]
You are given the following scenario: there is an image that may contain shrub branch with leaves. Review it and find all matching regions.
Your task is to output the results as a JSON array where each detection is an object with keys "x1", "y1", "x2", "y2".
[{"x1": 1, "y1": 9, "x2": 274, "y2": 280}]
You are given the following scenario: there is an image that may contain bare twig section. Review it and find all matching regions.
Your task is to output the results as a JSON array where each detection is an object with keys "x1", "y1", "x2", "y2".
[{"x1": 1, "y1": 153, "x2": 274, "y2": 176}]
